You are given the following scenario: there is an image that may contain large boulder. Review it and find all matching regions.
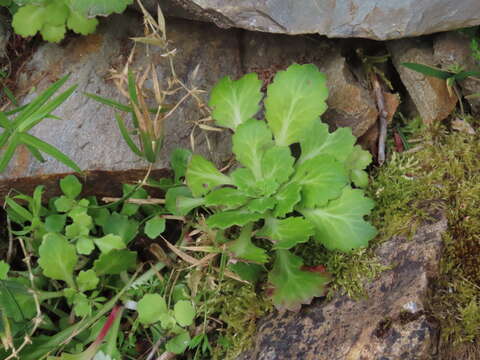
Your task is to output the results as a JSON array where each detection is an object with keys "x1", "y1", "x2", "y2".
[
  {"x1": 141, "y1": 0, "x2": 480, "y2": 40},
  {"x1": 239, "y1": 211, "x2": 447, "y2": 360}
]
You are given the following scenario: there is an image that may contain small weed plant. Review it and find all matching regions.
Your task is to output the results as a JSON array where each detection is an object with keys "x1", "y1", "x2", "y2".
[
  {"x1": 0, "y1": 63, "x2": 378, "y2": 359},
  {"x1": 166, "y1": 63, "x2": 377, "y2": 311}
]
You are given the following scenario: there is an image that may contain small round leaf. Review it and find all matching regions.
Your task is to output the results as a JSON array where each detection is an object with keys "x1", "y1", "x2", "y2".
[{"x1": 174, "y1": 300, "x2": 195, "y2": 327}]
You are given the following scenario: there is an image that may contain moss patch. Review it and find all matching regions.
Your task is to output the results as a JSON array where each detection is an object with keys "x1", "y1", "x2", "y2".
[{"x1": 369, "y1": 118, "x2": 480, "y2": 359}]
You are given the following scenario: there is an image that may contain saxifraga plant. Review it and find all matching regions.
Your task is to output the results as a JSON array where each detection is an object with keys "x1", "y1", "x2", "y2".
[{"x1": 165, "y1": 63, "x2": 378, "y2": 311}]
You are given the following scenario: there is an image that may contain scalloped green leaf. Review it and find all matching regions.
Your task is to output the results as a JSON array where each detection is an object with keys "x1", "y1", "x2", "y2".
[
  {"x1": 77, "y1": 269, "x2": 99, "y2": 292},
  {"x1": 68, "y1": 0, "x2": 133, "y2": 17},
  {"x1": 60, "y1": 175, "x2": 82, "y2": 199},
  {"x1": 205, "y1": 187, "x2": 249, "y2": 208},
  {"x1": 44, "y1": 0, "x2": 69, "y2": 26},
  {"x1": 66, "y1": 10, "x2": 98, "y2": 35},
  {"x1": 94, "y1": 234, "x2": 126, "y2": 253},
  {"x1": 137, "y1": 294, "x2": 167, "y2": 325},
  {"x1": 206, "y1": 208, "x2": 264, "y2": 229},
  {"x1": 246, "y1": 197, "x2": 276, "y2": 213},
  {"x1": 227, "y1": 224, "x2": 268, "y2": 263},
  {"x1": 261, "y1": 145, "x2": 295, "y2": 185},
  {"x1": 144, "y1": 217, "x2": 166, "y2": 239},
  {"x1": 292, "y1": 155, "x2": 349, "y2": 208},
  {"x1": 232, "y1": 119, "x2": 273, "y2": 179},
  {"x1": 186, "y1": 155, "x2": 233, "y2": 197},
  {"x1": 93, "y1": 249, "x2": 137, "y2": 275},
  {"x1": 165, "y1": 186, "x2": 204, "y2": 216},
  {"x1": 269, "y1": 250, "x2": 329, "y2": 311},
  {"x1": 102, "y1": 212, "x2": 139, "y2": 244},
  {"x1": 257, "y1": 217, "x2": 314, "y2": 249},
  {"x1": 265, "y1": 64, "x2": 328, "y2": 146},
  {"x1": 346, "y1": 145, "x2": 372, "y2": 188},
  {"x1": 298, "y1": 121, "x2": 356, "y2": 165},
  {"x1": 300, "y1": 187, "x2": 377, "y2": 252},
  {"x1": 76, "y1": 237, "x2": 94, "y2": 255},
  {"x1": 38, "y1": 233, "x2": 77, "y2": 287},
  {"x1": 273, "y1": 182, "x2": 302, "y2": 218},
  {"x1": 174, "y1": 300, "x2": 195, "y2": 327},
  {"x1": 209, "y1": 73, "x2": 263, "y2": 130},
  {"x1": 12, "y1": 4, "x2": 46, "y2": 37}
]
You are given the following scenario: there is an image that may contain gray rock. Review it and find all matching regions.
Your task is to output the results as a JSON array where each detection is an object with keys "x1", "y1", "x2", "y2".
[
  {"x1": 241, "y1": 32, "x2": 378, "y2": 137},
  {"x1": 434, "y1": 32, "x2": 480, "y2": 117},
  {"x1": 389, "y1": 38, "x2": 458, "y2": 124},
  {"x1": 2, "y1": 13, "x2": 239, "y2": 181},
  {"x1": 140, "y1": 0, "x2": 480, "y2": 40},
  {"x1": 240, "y1": 212, "x2": 447, "y2": 360}
]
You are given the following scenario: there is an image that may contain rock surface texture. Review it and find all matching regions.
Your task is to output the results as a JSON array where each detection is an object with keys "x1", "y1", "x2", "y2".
[
  {"x1": 389, "y1": 38, "x2": 458, "y2": 124},
  {"x1": 239, "y1": 213, "x2": 447, "y2": 360},
  {"x1": 2, "y1": 13, "x2": 240, "y2": 180},
  {"x1": 143, "y1": 0, "x2": 480, "y2": 40}
]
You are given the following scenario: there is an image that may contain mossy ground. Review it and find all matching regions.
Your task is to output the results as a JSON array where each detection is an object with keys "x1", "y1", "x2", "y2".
[{"x1": 368, "y1": 116, "x2": 480, "y2": 359}]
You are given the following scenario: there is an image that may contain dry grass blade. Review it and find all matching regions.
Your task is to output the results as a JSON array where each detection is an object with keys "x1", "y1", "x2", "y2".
[{"x1": 101, "y1": 197, "x2": 165, "y2": 205}]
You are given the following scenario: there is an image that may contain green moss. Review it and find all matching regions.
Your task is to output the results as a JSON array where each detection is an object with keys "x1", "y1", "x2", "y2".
[
  {"x1": 369, "y1": 118, "x2": 480, "y2": 358},
  {"x1": 207, "y1": 280, "x2": 272, "y2": 360}
]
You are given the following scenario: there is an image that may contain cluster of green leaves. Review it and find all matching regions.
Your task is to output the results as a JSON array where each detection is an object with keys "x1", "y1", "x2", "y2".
[
  {"x1": 0, "y1": 75, "x2": 81, "y2": 173},
  {"x1": 165, "y1": 64, "x2": 377, "y2": 311},
  {"x1": 136, "y1": 294, "x2": 195, "y2": 354},
  {"x1": 1, "y1": 174, "x2": 196, "y2": 359},
  {"x1": 2, "y1": 0, "x2": 133, "y2": 43}
]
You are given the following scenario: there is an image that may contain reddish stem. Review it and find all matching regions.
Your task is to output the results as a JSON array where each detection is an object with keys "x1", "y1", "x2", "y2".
[{"x1": 94, "y1": 305, "x2": 122, "y2": 345}]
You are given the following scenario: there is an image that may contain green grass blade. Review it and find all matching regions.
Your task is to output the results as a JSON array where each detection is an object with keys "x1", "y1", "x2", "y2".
[
  {"x1": 85, "y1": 92, "x2": 133, "y2": 113},
  {"x1": 18, "y1": 84, "x2": 77, "y2": 132},
  {"x1": 18, "y1": 133, "x2": 82, "y2": 173},
  {"x1": 401, "y1": 62, "x2": 453, "y2": 80},
  {"x1": 5, "y1": 197, "x2": 33, "y2": 222},
  {"x1": 5, "y1": 104, "x2": 28, "y2": 116},
  {"x1": 0, "y1": 112, "x2": 11, "y2": 129},
  {"x1": 140, "y1": 131, "x2": 155, "y2": 163},
  {"x1": 0, "y1": 133, "x2": 19, "y2": 172},
  {"x1": 0, "y1": 130, "x2": 11, "y2": 149},
  {"x1": 12, "y1": 75, "x2": 70, "y2": 128},
  {"x1": 115, "y1": 113, "x2": 143, "y2": 157},
  {"x1": 454, "y1": 70, "x2": 480, "y2": 81},
  {"x1": 3, "y1": 86, "x2": 18, "y2": 106},
  {"x1": 128, "y1": 70, "x2": 139, "y2": 106},
  {"x1": 25, "y1": 144, "x2": 46, "y2": 163}
]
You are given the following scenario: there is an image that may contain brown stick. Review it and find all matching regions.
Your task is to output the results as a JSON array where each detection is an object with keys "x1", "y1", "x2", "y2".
[{"x1": 372, "y1": 74, "x2": 388, "y2": 165}]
